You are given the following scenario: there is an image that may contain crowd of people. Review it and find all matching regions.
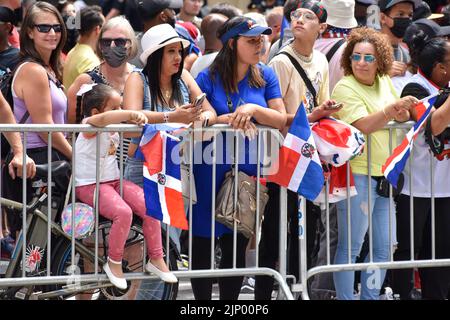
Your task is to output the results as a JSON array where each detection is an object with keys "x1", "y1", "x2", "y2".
[{"x1": 1, "y1": 0, "x2": 450, "y2": 300}]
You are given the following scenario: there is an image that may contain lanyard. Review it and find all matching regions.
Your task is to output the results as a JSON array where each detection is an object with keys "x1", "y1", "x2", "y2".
[{"x1": 225, "y1": 92, "x2": 246, "y2": 113}]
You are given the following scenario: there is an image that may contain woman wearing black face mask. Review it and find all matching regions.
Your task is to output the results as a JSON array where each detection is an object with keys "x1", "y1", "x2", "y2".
[{"x1": 67, "y1": 16, "x2": 138, "y2": 124}]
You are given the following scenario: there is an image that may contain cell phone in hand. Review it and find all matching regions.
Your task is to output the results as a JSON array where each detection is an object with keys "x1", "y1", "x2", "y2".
[
  {"x1": 193, "y1": 93, "x2": 206, "y2": 108},
  {"x1": 326, "y1": 102, "x2": 343, "y2": 110}
]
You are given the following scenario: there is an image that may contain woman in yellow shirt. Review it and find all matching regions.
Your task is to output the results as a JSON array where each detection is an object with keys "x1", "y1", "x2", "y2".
[{"x1": 331, "y1": 27, "x2": 417, "y2": 300}]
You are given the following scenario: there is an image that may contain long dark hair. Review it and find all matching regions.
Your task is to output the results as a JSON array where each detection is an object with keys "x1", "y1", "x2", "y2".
[
  {"x1": 210, "y1": 16, "x2": 265, "y2": 94},
  {"x1": 407, "y1": 31, "x2": 449, "y2": 79},
  {"x1": 19, "y1": 2, "x2": 67, "y2": 81},
  {"x1": 142, "y1": 44, "x2": 185, "y2": 111}
]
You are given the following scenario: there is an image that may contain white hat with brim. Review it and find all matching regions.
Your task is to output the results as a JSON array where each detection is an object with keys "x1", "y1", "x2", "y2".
[
  {"x1": 322, "y1": 0, "x2": 358, "y2": 29},
  {"x1": 140, "y1": 24, "x2": 191, "y2": 65}
]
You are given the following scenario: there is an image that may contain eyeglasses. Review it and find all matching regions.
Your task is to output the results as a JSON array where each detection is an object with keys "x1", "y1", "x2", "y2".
[
  {"x1": 99, "y1": 38, "x2": 131, "y2": 49},
  {"x1": 350, "y1": 53, "x2": 376, "y2": 63},
  {"x1": 34, "y1": 24, "x2": 63, "y2": 33},
  {"x1": 290, "y1": 10, "x2": 317, "y2": 22}
]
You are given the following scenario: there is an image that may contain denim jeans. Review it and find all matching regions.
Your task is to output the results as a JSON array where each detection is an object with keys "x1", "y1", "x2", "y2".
[{"x1": 333, "y1": 174, "x2": 392, "y2": 300}]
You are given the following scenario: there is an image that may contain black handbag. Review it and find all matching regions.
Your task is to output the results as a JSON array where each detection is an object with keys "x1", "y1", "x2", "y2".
[{"x1": 375, "y1": 174, "x2": 404, "y2": 198}]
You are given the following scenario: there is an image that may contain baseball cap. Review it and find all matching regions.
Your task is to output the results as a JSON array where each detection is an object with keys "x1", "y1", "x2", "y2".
[
  {"x1": 296, "y1": 0, "x2": 327, "y2": 23},
  {"x1": 403, "y1": 18, "x2": 450, "y2": 46},
  {"x1": 0, "y1": 6, "x2": 16, "y2": 24},
  {"x1": 220, "y1": 18, "x2": 272, "y2": 44},
  {"x1": 378, "y1": 0, "x2": 421, "y2": 12},
  {"x1": 413, "y1": 1, "x2": 444, "y2": 21},
  {"x1": 138, "y1": 0, "x2": 182, "y2": 19}
]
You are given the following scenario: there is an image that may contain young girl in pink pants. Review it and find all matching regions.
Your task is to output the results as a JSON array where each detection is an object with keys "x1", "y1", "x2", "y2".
[{"x1": 74, "y1": 84, "x2": 177, "y2": 289}]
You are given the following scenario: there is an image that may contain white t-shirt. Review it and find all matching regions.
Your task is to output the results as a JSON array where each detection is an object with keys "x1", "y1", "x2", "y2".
[
  {"x1": 314, "y1": 37, "x2": 346, "y2": 94},
  {"x1": 75, "y1": 130, "x2": 120, "y2": 187},
  {"x1": 269, "y1": 45, "x2": 330, "y2": 116},
  {"x1": 190, "y1": 52, "x2": 218, "y2": 79},
  {"x1": 401, "y1": 72, "x2": 450, "y2": 197}
]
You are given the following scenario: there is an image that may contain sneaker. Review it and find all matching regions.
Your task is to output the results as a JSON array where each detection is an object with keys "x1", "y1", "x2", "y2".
[
  {"x1": 241, "y1": 277, "x2": 255, "y2": 294},
  {"x1": 177, "y1": 254, "x2": 189, "y2": 270},
  {"x1": 379, "y1": 287, "x2": 395, "y2": 300}
]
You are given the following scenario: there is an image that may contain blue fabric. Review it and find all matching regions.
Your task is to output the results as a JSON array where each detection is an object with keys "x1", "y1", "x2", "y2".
[
  {"x1": 334, "y1": 174, "x2": 392, "y2": 300},
  {"x1": 192, "y1": 63, "x2": 282, "y2": 237}
]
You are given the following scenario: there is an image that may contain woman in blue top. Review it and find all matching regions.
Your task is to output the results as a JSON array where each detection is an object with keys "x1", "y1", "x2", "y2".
[
  {"x1": 193, "y1": 16, "x2": 286, "y2": 300},
  {"x1": 122, "y1": 24, "x2": 216, "y2": 300}
]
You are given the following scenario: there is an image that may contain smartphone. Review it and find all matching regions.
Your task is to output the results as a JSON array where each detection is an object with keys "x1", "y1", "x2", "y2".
[
  {"x1": 193, "y1": 93, "x2": 206, "y2": 108},
  {"x1": 326, "y1": 102, "x2": 344, "y2": 110}
]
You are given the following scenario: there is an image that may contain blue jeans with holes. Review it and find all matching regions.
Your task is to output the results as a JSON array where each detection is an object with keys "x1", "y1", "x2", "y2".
[{"x1": 333, "y1": 174, "x2": 391, "y2": 300}]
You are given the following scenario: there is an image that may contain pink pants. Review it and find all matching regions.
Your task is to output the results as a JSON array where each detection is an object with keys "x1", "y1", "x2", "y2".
[{"x1": 76, "y1": 180, "x2": 163, "y2": 262}]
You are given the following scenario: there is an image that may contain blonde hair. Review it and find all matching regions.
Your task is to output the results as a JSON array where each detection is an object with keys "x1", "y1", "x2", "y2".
[{"x1": 96, "y1": 16, "x2": 138, "y2": 61}]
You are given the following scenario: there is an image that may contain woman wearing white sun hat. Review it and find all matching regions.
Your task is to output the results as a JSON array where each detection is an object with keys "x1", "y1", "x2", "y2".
[{"x1": 123, "y1": 23, "x2": 216, "y2": 189}]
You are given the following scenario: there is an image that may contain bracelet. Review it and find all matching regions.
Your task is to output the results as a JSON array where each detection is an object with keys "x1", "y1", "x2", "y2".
[{"x1": 163, "y1": 112, "x2": 169, "y2": 123}]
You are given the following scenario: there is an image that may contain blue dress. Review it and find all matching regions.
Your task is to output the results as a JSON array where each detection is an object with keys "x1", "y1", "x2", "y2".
[{"x1": 192, "y1": 63, "x2": 282, "y2": 238}]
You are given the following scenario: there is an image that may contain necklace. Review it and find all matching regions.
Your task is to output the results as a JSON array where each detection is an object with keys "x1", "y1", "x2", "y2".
[
  {"x1": 290, "y1": 43, "x2": 313, "y2": 63},
  {"x1": 163, "y1": 89, "x2": 172, "y2": 100}
]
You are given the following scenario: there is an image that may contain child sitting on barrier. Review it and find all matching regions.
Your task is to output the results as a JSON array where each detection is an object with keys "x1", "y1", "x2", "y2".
[{"x1": 74, "y1": 83, "x2": 177, "y2": 290}]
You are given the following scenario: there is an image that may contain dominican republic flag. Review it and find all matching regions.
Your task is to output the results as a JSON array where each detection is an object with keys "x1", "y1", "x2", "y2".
[
  {"x1": 268, "y1": 103, "x2": 324, "y2": 201},
  {"x1": 382, "y1": 95, "x2": 437, "y2": 188},
  {"x1": 311, "y1": 117, "x2": 365, "y2": 167},
  {"x1": 139, "y1": 123, "x2": 189, "y2": 230}
]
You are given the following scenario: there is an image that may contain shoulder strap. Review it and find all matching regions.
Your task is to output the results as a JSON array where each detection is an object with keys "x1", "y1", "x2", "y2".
[
  {"x1": 277, "y1": 51, "x2": 317, "y2": 107},
  {"x1": 326, "y1": 39, "x2": 345, "y2": 62},
  {"x1": 86, "y1": 67, "x2": 106, "y2": 85}
]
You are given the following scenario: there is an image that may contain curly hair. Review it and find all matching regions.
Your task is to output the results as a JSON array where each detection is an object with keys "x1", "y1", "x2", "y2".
[{"x1": 341, "y1": 27, "x2": 393, "y2": 77}]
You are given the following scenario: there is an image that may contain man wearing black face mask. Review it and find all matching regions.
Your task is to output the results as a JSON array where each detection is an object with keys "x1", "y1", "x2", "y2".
[{"x1": 379, "y1": 0, "x2": 420, "y2": 81}]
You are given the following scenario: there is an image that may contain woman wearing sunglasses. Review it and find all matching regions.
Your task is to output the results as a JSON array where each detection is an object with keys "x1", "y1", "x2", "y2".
[
  {"x1": 9, "y1": 2, "x2": 71, "y2": 177},
  {"x1": 67, "y1": 16, "x2": 138, "y2": 124},
  {"x1": 2, "y1": 1, "x2": 71, "y2": 242},
  {"x1": 330, "y1": 27, "x2": 418, "y2": 300}
]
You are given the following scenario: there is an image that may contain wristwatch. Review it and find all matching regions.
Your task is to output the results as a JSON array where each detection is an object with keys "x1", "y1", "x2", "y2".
[{"x1": 163, "y1": 112, "x2": 169, "y2": 123}]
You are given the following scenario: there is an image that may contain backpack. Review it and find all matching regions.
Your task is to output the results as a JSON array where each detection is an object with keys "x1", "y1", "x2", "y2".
[
  {"x1": 0, "y1": 63, "x2": 15, "y2": 159},
  {"x1": 0, "y1": 60, "x2": 31, "y2": 159}
]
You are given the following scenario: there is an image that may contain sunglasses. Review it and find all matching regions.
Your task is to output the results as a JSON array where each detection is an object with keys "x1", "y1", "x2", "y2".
[
  {"x1": 350, "y1": 53, "x2": 376, "y2": 63},
  {"x1": 34, "y1": 24, "x2": 62, "y2": 33},
  {"x1": 99, "y1": 38, "x2": 130, "y2": 49},
  {"x1": 290, "y1": 10, "x2": 317, "y2": 22}
]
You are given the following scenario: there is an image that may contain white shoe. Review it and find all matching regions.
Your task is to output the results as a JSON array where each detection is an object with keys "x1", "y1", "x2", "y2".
[
  {"x1": 145, "y1": 261, "x2": 178, "y2": 283},
  {"x1": 103, "y1": 262, "x2": 127, "y2": 290}
]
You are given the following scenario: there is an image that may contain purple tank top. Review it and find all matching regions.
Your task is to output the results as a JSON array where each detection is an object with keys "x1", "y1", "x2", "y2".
[{"x1": 13, "y1": 66, "x2": 67, "y2": 149}]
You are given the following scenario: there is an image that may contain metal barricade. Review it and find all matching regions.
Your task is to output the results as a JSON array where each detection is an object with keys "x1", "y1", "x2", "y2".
[
  {"x1": 0, "y1": 123, "x2": 293, "y2": 300},
  {"x1": 300, "y1": 121, "x2": 450, "y2": 300}
]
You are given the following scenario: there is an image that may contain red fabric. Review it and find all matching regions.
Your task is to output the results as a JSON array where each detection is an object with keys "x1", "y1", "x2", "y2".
[
  {"x1": 8, "y1": 26, "x2": 19, "y2": 48},
  {"x1": 177, "y1": 21, "x2": 198, "y2": 40},
  {"x1": 267, "y1": 146, "x2": 301, "y2": 188},
  {"x1": 142, "y1": 133, "x2": 163, "y2": 175}
]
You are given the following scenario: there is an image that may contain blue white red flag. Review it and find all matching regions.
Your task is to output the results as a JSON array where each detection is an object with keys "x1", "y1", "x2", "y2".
[
  {"x1": 267, "y1": 103, "x2": 324, "y2": 201},
  {"x1": 140, "y1": 124, "x2": 189, "y2": 230},
  {"x1": 382, "y1": 95, "x2": 437, "y2": 188}
]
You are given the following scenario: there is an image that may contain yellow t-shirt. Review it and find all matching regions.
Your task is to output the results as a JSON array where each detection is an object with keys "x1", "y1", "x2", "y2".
[
  {"x1": 331, "y1": 74, "x2": 398, "y2": 176},
  {"x1": 63, "y1": 44, "x2": 100, "y2": 90}
]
